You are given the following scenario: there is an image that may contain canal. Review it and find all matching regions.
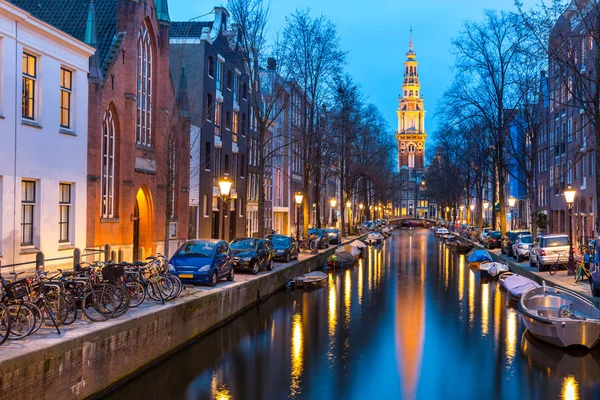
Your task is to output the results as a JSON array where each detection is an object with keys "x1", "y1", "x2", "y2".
[{"x1": 106, "y1": 229, "x2": 600, "y2": 399}]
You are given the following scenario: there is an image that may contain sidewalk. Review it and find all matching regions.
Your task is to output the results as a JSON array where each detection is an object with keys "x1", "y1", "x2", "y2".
[{"x1": 465, "y1": 236, "x2": 600, "y2": 307}]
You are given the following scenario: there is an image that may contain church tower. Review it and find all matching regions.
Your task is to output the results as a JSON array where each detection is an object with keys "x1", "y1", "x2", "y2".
[{"x1": 396, "y1": 32, "x2": 426, "y2": 171}]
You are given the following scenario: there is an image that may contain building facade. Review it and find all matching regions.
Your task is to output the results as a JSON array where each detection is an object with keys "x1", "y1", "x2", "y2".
[
  {"x1": 0, "y1": 1, "x2": 94, "y2": 267},
  {"x1": 170, "y1": 8, "x2": 249, "y2": 242},
  {"x1": 396, "y1": 34, "x2": 427, "y2": 217}
]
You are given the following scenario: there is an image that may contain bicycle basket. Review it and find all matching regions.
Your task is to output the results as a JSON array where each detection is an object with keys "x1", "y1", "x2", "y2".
[
  {"x1": 4, "y1": 279, "x2": 29, "y2": 300},
  {"x1": 102, "y1": 264, "x2": 125, "y2": 281}
]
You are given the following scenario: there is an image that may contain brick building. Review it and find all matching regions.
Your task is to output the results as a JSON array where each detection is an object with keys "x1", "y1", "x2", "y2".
[
  {"x1": 170, "y1": 7, "x2": 249, "y2": 241},
  {"x1": 14, "y1": 0, "x2": 191, "y2": 260}
]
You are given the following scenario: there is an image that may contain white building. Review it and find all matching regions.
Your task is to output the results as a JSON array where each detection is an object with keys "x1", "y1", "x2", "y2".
[{"x1": 0, "y1": 1, "x2": 94, "y2": 268}]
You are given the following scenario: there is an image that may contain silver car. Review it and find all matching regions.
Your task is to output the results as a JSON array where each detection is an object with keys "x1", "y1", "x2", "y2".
[
  {"x1": 530, "y1": 234, "x2": 570, "y2": 271},
  {"x1": 512, "y1": 234, "x2": 533, "y2": 262}
]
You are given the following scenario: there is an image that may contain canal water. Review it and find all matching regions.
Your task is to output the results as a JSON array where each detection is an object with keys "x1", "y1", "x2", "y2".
[{"x1": 107, "y1": 229, "x2": 600, "y2": 400}]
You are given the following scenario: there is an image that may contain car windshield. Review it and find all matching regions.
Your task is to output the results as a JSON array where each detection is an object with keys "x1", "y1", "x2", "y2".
[
  {"x1": 230, "y1": 239, "x2": 256, "y2": 251},
  {"x1": 546, "y1": 236, "x2": 569, "y2": 247},
  {"x1": 177, "y1": 241, "x2": 215, "y2": 257},
  {"x1": 267, "y1": 236, "x2": 290, "y2": 246},
  {"x1": 490, "y1": 232, "x2": 502, "y2": 238},
  {"x1": 520, "y1": 236, "x2": 533, "y2": 244}
]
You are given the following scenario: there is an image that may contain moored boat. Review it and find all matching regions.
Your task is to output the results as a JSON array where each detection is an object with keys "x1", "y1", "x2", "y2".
[
  {"x1": 479, "y1": 261, "x2": 509, "y2": 278},
  {"x1": 293, "y1": 271, "x2": 328, "y2": 289},
  {"x1": 499, "y1": 273, "x2": 539, "y2": 301},
  {"x1": 519, "y1": 285, "x2": 600, "y2": 348}
]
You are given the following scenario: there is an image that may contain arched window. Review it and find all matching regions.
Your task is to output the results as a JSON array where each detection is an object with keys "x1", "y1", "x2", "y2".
[
  {"x1": 137, "y1": 22, "x2": 153, "y2": 147},
  {"x1": 408, "y1": 153, "x2": 415, "y2": 168},
  {"x1": 102, "y1": 108, "x2": 116, "y2": 218},
  {"x1": 408, "y1": 144, "x2": 416, "y2": 153}
]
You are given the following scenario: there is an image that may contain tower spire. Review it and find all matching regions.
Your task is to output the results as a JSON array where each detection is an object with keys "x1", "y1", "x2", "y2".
[
  {"x1": 409, "y1": 26, "x2": 413, "y2": 50},
  {"x1": 85, "y1": 0, "x2": 103, "y2": 83}
]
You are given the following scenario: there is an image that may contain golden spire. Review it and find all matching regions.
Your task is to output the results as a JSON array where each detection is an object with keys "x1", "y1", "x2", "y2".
[{"x1": 409, "y1": 26, "x2": 413, "y2": 50}]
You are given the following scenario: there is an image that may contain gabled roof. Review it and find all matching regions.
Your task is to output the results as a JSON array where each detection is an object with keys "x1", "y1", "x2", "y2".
[
  {"x1": 170, "y1": 21, "x2": 212, "y2": 38},
  {"x1": 12, "y1": 0, "x2": 116, "y2": 66}
]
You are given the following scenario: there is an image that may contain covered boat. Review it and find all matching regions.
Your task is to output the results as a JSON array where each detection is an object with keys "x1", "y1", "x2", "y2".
[
  {"x1": 479, "y1": 261, "x2": 509, "y2": 278},
  {"x1": 327, "y1": 251, "x2": 356, "y2": 268},
  {"x1": 293, "y1": 271, "x2": 328, "y2": 289},
  {"x1": 467, "y1": 249, "x2": 493, "y2": 263},
  {"x1": 519, "y1": 285, "x2": 600, "y2": 348},
  {"x1": 449, "y1": 240, "x2": 474, "y2": 254},
  {"x1": 366, "y1": 232, "x2": 384, "y2": 245},
  {"x1": 500, "y1": 273, "x2": 539, "y2": 300}
]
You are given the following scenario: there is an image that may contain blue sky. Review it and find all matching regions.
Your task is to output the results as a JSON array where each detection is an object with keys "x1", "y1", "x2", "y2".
[{"x1": 169, "y1": 0, "x2": 538, "y2": 141}]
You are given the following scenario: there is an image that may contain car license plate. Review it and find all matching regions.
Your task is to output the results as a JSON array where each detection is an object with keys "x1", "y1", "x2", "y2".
[{"x1": 179, "y1": 274, "x2": 194, "y2": 279}]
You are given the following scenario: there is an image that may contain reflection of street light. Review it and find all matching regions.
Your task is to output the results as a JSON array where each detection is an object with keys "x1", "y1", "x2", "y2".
[
  {"x1": 564, "y1": 187, "x2": 576, "y2": 276},
  {"x1": 508, "y1": 197, "x2": 516, "y2": 230},
  {"x1": 295, "y1": 192, "x2": 303, "y2": 241},
  {"x1": 218, "y1": 177, "x2": 232, "y2": 240}
]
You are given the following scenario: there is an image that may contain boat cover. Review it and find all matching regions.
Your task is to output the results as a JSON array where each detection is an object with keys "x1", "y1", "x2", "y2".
[
  {"x1": 467, "y1": 249, "x2": 493, "y2": 263},
  {"x1": 503, "y1": 274, "x2": 539, "y2": 298},
  {"x1": 351, "y1": 240, "x2": 367, "y2": 248}
]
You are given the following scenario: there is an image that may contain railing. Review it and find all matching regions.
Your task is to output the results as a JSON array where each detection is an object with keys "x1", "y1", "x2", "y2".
[{"x1": 0, "y1": 244, "x2": 112, "y2": 272}]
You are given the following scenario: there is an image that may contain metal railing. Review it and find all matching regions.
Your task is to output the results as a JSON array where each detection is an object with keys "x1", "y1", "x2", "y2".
[{"x1": 0, "y1": 244, "x2": 112, "y2": 272}]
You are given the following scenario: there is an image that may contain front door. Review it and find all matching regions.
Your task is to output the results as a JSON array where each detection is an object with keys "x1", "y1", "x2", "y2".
[
  {"x1": 211, "y1": 211, "x2": 220, "y2": 239},
  {"x1": 133, "y1": 201, "x2": 140, "y2": 261}
]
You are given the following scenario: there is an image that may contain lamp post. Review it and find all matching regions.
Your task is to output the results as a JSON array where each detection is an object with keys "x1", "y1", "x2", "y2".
[
  {"x1": 346, "y1": 201, "x2": 352, "y2": 234},
  {"x1": 460, "y1": 205, "x2": 465, "y2": 224},
  {"x1": 564, "y1": 187, "x2": 576, "y2": 276},
  {"x1": 483, "y1": 201, "x2": 489, "y2": 227},
  {"x1": 359, "y1": 203, "x2": 364, "y2": 225},
  {"x1": 445, "y1": 206, "x2": 450, "y2": 222},
  {"x1": 508, "y1": 197, "x2": 516, "y2": 231},
  {"x1": 295, "y1": 192, "x2": 303, "y2": 241},
  {"x1": 218, "y1": 177, "x2": 233, "y2": 240},
  {"x1": 469, "y1": 203, "x2": 475, "y2": 226}
]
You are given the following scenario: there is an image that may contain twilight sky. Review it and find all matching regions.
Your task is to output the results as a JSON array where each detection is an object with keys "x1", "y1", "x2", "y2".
[{"x1": 169, "y1": 0, "x2": 538, "y2": 142}]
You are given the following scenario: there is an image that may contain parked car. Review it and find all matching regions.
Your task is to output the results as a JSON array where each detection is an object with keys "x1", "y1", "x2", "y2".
[
  {"x1": 512, "y1": 234, "x2": 534, "y2": 262},
  {"x1": 590, "y1": 262, "x2": 600, "y2": 297},
  {"x1": 230, "y1": 237, "x2": 275, "y2": 274},
  {"x1": 325, "y1": 228, "x2": 341, "y2": 244},
  {"x1": 484, "y1": 231, "x2": 502, "y2": 249},
  {"x1": 479, "y1": 227, "x2": 492, "y2": 243},
  {"x1": 266, "y1": 234, "x2": 299, "y2": 263},
  {"x1": 168, "y1": 239, "x2": 234, "y2": 286},
  {"x1": 530, "y1": 234, "x2": 570, "y2": 271},
  {"x1": 308, "y1": 228, "x2": 330, "y2": 249},
  {"x1": 501, "y1": 230, "x2": 531, "y2": 257}
]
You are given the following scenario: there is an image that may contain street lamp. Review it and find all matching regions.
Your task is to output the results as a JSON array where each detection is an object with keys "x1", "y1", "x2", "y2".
[
  {"x1": 295, "y1": 192, "x2": 304, "y2": 241},
  {"x1": 330, "y1": 198, "x2": 337, "y2": 227},
  {"x1": 564, "y1": 187, "x2": 576, "y2": 276},
  {"x1": 445, "y1": 206, "x2": 450, "y2": 222},
  {"x1": 460, "y1": 205, "x2": 465, "y2": 224},
  {"x1": 508, "y1": 197, "x2": 516, "y2": 230},
  {"x1": 470, "y1": 203, "x2": 475, "y2": 226},
  {"x1": 359, "y1": 203, "x2": 364, "y2": 223},
  {"x1": 483, "y1": 201, "x2": 489, "y2": 227},
  {"x1": 218, "y1": 177, "x2": 233, "y2": 240}
]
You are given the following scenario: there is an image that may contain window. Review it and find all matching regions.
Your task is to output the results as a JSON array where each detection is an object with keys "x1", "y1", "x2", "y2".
[
  {"x1": 101, "y1": 109, "x2": 116, "y2": 218},
  {"x1": 232, "y1": 154, "x2": 238, "y2": 183},
  {"x1": 590, "y1": 152, "x2": 594, "y2": 176},
  {"x1": 216, "y1": 60, "x2": 223, "y2": 92},
  {"x1": 243, "y1": 82, "x2": 248, "y2": 99},
  {"x1": 60, "y1": 68, "x2": 72, "y2": 128},
  {"x1": 227, "y1": 70, "x2": 232, "y2": 90},
  {"x1": 214, "y1": 148, "x2": 221, "y2": 177},
  {"x1": 408, "y1": 144, "x2": 415, "y2": 153},
  {"x1": 215, "y1": 101, "x2": 222, "y2": 136},
  {"x1": 233, "y1": 111, "x2": 239, "y2": 143},
  {"x1": 205, "y1": 142, "x2": 211, "y2": 170},
  {"x1": 59, "y1": 183, "x2": 71, "y2": 243},
  {"x1": 22, "y1": 52, "x2": 36, "y2": 120},
  {"x1": 233, "y1": 73, "x2": 239, "y2": 102},
  {"x1": 567, "y1": 160, "x2": 572, "y2": 184},
  {"x1": 225, "y1": 110, "x2": 231, "y2": 130},
  {"x1": 241, "y1": 113, "x2": 246, "y2": 136},
  {"x1": 203, "y1": 195, "x2": 209, "y2": 217},
  {"x1": 206, "y1": 94, "x2": 213, "y2": 121},
  {"x1": 224, "y1": 154, "x2": 230, "y2": 174},
  {"x1": 240, "y1": 155, "x2": 246, "y2": 177},
  {"x1": 208, "y1": 56, "x2": 215, "y2": 78},
  {"x1": 136, "y1": 22, "x2": 153, "y2": 147},
  {"x1": 21, "y1": 180, "x2": 35, "y2": 246},
  {"x1": 408, "y1": 153, "x2": 415, "y2": 168}
]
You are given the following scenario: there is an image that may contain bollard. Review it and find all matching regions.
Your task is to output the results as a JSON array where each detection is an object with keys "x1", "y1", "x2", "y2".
[
  {"x1": 73, "y1": 248, "x2": 81, "y2": 269},
  {"x1": 35, "y1": 251, "x2": 45, "y2": 271},
  {"x1": 104, "y1": 244, "x2": 111, "y2": 262}
]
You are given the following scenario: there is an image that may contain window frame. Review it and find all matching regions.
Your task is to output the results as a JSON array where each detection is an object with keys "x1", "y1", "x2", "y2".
[
  {"x1": 22, "y1": 52, "x2": 37, "y2": 120},
  {"x1": 136, "y1": 22, "x2": 153, "y2": 147},
  {"x1": 101, "y1": 109, "x2": 116, "y2": 218},
  {"x1": 21, "y1": 180, "x2": 36, "y2": 246},
  {"x1": 60, "y1": 67, "x2": 73, "y2": 129},
  {"x1": 59, "y1": 183, "x2": 72, "y2": 243}
]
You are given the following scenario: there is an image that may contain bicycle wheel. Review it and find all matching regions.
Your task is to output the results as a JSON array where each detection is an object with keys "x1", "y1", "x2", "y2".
[
  {"x1": 549, "y1": 263, "x2": 559, "y2": 275},
  {"x1": 125, "y1": 281, "x2": 146, "y2": 307},
  {"x1": 25, "y1": 301, "x2": 44, "y2": 334},
  {"x1": 40, "y1": 293, "x2": 68, "y2": 327},
  {"x1": 7, "y1": 303, "x2": 36, "y2": 339},
  {"x1": 166, "y1": 275, "x2": 183, "y2": 299},
  {"x1": 147, "y1": 277, "x2": 173, "y2": 302},
  {"x1": 0, "y1": 303, "x2": 11, "y2": 346},
  {"x1": 309, "y1": 240, "x2": 317, "y2": 253},
  {"x1": 61, "y1": 294, "x2": 78, "y2": 325},
  {"x1": 105, "y1": 284, "x2": 130, "y2": 318},
  {"x1": 82, "y1": 289, "x2": 116, "y2": 321}
]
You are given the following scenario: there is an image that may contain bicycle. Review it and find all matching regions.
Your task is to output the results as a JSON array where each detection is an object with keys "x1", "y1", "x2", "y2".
[
  {"x1": 575, "y1": 260, "x2": 591, "y2": 283},
  {"x1": 298, "y1": 237, "x2": 317, "y2": 254}
]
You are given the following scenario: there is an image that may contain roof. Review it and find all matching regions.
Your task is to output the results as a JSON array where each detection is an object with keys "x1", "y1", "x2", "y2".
[
  {"x1": 12, "y1": 0, "x2": 117, "y2": 65},
  {"x1": 170, "y1": 21, "x2": 212, "y2": 38}
]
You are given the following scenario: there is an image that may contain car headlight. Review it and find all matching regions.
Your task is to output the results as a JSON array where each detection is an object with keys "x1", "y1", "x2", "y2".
[
  {"x1": 198, "y1": 265, "x2": 211, "y2": 272},
  {"x1": 168, "y1": 263, "x2": 175, "y2": 273},
  {"x1": 242, "y1": 257, "x2": 252, "y2": 262}
]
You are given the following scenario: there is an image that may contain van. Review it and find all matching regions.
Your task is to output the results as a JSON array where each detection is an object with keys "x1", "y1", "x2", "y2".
[{"x1": 530, "y1": 234, "x2": 570, "y2": 271}]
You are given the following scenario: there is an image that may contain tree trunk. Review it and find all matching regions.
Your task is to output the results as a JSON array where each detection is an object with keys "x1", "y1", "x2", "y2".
[{"x1": 257, "y1": 122, "x2": 266, "y2": 238}]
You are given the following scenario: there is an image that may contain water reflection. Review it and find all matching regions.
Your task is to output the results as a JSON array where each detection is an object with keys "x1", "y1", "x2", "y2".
[
  {"x1": 481, "y1": 282, "x2": 489, "y2": 336},
  {"x1": 290, "y1": 313, "x2": 303, "y2": 397},
  {"x1": 210, "y1": 372, "x2": 232, "y2": 400},
  {"x1": 506, "y1": 308, "x2": 517, "y2": 366},
  {"x1": 358, "y1": 259, "x2": 364, "y2": 305},
  {"x1": 562, "y1": 376, "x2": 579, "y2": 400}
]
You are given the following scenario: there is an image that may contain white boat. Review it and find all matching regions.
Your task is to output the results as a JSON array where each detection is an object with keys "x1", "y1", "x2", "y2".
[
  {"x1": 479, "y1": 261, "x2": 509, "y2": 278},
  {"x1": 293, "y1": 271, "x2": 327, "y2": 289},
  {"x1": 519, "y1": 285, "x2": 600, "y2": 348},
  {"x1": 366, "y1": 232, "x2": 384, "y2": 245},
  {"x1": 499, "y1": 272, "x2": 539, "y2": 300}
]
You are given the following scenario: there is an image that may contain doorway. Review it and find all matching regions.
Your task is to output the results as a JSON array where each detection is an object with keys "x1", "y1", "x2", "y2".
[
  {"x1": 133, "y1": 186, "x2": 154, "y2": 261},
  {"x1": 211, "y1": 211, "x2": 220, "y2": 239}
]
